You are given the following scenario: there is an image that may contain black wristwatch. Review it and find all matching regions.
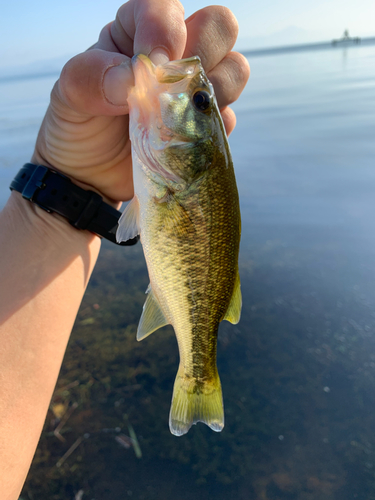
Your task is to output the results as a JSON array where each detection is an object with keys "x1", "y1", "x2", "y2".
[{"x1": 10, "y1": 163, "x2": 138, "y2": 246}]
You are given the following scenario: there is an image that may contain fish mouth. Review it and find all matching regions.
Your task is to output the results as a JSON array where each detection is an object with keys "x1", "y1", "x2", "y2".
[
  {"x1": 132, "y1": 54, "x2": 155, "y2": 79},
  {"x1": 131, "y1": 54, "x2": 157, "y2": 98},
  {"x1": 129, "y1": 55, "x2": 159, "y2": 135},
  {"x1": 129, "y1": 54, "x2": 209, "y2": 183},
  {"x1": 132, "y1": 54, "x2": 202, "y2": 84},
  {"x1": 130, "y1": 54, "x2": 203, "y2": 145}
]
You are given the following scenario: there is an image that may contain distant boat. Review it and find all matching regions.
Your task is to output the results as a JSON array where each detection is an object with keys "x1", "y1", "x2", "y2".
[{"x1": 332, "y1": 30, "x2": 361, "y2": 46}]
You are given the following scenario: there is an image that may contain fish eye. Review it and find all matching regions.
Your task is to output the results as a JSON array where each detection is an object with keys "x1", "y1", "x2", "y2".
[{"x1": 192, "y1": 90, "x2": 211, "y2": 112}]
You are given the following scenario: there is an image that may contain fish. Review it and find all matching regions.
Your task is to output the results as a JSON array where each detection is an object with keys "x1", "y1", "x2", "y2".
[{"x1": 117, "y1": 54, "x2": 242, "y2": 436}]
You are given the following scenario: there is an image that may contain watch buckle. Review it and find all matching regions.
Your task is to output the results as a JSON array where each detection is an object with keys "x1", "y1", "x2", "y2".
[{"x1": 22, "y1": 165, "x2": 49, "y2": 203}]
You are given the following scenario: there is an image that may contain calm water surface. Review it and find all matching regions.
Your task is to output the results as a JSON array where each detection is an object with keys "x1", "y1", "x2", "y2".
[{"x1": 1, "y1": 44, "x2": 375, "y2": 499}]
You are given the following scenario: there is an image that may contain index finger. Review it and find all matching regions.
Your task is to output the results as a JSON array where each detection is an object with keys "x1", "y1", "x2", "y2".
[{"x1": 103, "y1": 0, "x2": 187, "y2": 63}]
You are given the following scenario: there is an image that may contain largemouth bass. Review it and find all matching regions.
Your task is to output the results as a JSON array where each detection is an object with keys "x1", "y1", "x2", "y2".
[{"x1": 117, "y1": 54, "x2": 241, "y2": 436}]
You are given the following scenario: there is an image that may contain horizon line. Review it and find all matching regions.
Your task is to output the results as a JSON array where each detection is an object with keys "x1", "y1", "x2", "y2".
[
  {"x1": 241, "y1": 35, "x2": 375, "y2": 57},
  {"x1": 1, "y1": 36, "x2": 375, "y2": 83}
]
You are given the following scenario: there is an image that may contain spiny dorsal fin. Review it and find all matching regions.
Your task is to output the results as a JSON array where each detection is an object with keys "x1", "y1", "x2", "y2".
[
  {"x1": 116, "y1": 196, "x2": 140, "y2": 243},
  {"x1": 223, "y1": 270, "x2": 242, "y2": 324},
  {"x1": 137, "y1": 286, "x2": 169, "y2": 341}
]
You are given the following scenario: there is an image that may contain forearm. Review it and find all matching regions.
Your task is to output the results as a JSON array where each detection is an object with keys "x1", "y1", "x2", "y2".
[{"x1": 0, "y1": 192, "x2": 101, "y2": 499}]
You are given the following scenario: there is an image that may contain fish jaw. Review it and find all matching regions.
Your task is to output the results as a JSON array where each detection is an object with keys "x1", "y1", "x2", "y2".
[
  {"x1": 128, "y1": 55, "x2": 183, "y2": 187},
  {"x1": 128, "y1": 55, "x2": 163, "y2": 145}
]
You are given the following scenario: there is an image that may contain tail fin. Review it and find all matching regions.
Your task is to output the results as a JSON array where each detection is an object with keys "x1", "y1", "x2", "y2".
[{"x1": 169, "y1": 366, "x2": 224, "y2": 436}]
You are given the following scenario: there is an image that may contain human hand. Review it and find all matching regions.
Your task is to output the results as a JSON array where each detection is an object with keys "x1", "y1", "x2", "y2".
[{"x1": 32, "y1": 0, "x2": 250, "y2": 202}]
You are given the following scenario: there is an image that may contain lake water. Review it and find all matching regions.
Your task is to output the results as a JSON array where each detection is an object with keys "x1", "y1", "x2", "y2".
[{"x1": 2, "y1": 43, "x2": 375, "y2": 499}]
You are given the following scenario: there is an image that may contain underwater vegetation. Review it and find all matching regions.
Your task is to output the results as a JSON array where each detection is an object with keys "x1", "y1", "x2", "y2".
[{"x1": 21, "y1": 238, "x2": 375, "y2": 500}]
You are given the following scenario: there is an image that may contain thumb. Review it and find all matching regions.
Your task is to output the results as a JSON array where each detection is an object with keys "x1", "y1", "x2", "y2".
[{"x1": 56, "y1": 49, "x2": 134, "y2": 116}]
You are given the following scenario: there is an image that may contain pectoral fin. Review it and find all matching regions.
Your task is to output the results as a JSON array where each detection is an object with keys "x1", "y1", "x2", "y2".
[
  {"x1": 223, "y1": 271, "x2": 242, "y2": 324},
  {"x1": 116, "y1": 196, "x2": 140, "y2": 243},
  {"x1": 137, "y1": 286, "x2": 169, "y2": 341}
]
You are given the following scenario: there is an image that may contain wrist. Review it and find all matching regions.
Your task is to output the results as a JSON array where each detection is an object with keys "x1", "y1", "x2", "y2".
[
  {"x1": 7, "y1": 190, "x2": 100, "y2": 248},
  {"x1": 9, "y1": 163, "x2": 137, "y2": 246}
]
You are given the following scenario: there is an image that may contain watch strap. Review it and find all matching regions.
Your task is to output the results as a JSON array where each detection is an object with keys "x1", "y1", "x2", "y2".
[{"x1": 10, "y1": 163, "x2": 138, "y2": 246}]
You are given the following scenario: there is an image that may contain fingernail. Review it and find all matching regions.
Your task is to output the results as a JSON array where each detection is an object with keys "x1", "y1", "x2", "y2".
[
  {"x1": 103, "y1": 61, "x2": 134, "y2": 106},
  {"x1": 149, "y1": 47, "x2": 170, "y2": 66}
]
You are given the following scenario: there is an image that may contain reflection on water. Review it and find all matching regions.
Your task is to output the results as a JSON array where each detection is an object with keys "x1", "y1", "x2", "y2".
[{"x1": 16, "y1": 44, "x2": 375, "y2": 499}]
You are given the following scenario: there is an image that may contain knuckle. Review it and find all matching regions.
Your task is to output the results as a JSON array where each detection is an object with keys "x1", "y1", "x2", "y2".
[
  {"x1": 195, "y1": 6, "x2": 238, "y2": 52},
  {"x1": 209, "y1": 53, "x2": 250, "y2": 106},
  {"x1": 58, "y1": 57, "x2": 79, "y2": 108},
  {"x1": 99, "y1": 22, "x2": 112, "y2": 39},
  {"x1": 228, "y1": 52, "x2": 251, "y2": 84},
  {"x1": 58, "y1": 51, "x2": 100, "y2": 111}
]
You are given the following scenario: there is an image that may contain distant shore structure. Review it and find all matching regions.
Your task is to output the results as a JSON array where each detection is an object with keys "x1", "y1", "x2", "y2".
[{"x1": 332, "y1": 30, "x2": 361, "y2": 46}]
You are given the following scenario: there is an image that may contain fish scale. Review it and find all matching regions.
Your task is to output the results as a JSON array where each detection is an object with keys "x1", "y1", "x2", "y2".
[{"x1": 117, "y1": 54, "x2": 241, "y2": 436}]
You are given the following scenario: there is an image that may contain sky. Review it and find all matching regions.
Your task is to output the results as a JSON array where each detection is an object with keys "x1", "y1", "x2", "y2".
[{"x1": 1, "y1": 0, "x2": 374, "y2": 70}]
